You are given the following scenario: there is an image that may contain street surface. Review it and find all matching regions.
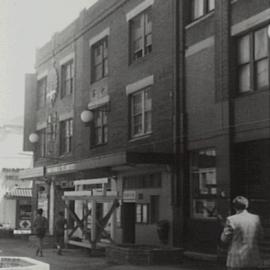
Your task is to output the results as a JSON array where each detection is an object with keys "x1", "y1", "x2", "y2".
[{"x1": 0, "y1": 238, "x2": 225, "y2": 270}]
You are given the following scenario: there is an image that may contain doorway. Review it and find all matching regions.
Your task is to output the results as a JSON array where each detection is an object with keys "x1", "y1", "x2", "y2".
[{"x1": 122, "y1": 203, "x2": 135, "y2": 244}]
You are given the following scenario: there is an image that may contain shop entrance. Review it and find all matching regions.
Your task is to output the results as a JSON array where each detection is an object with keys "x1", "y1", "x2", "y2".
[{"x1": 122, "y1": 203, "x2": 135, "y2": 244}]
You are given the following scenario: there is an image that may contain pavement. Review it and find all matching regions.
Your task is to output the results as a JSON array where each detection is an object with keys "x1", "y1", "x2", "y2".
[{"x1": 0, "y1": 238, "x2": 226, "y2": 270}]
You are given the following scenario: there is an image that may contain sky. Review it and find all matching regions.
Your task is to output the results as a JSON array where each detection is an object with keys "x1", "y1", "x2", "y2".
[{"x1": 0, "y1": 0, "x2": 98, "y2": 126}]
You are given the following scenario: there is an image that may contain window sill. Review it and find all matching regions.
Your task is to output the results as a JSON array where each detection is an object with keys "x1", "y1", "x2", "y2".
[
  {"x1": 235, "y1": 87, "x2": 269, "y2": 99},
  {"x1": 91, "y1": 76, "x2": 108, "y2": 85},
  {"x1": 129, "y1": 133, "x2": 152, "y2": 142},
  {"x1": 129, "y1": 52, "x2": 153, "y2": 67},
  {"x1": 186, "y1": 11, "x2": 214, "y2": 30},
  {"x1": 90, "y1": 142, "x2": 108, "y2": 149}
]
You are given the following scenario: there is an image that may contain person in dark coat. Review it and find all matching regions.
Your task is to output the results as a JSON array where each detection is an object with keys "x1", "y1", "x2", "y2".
[
  {"x1": 221, "y1": 196, "x2": 263, "y2": 270},
  {"x1": 33, "y1": 208, "x2": 47, "y2": 257},
  {"x1": 55, "y1": 211, "x2": 67, "y2": 255}
]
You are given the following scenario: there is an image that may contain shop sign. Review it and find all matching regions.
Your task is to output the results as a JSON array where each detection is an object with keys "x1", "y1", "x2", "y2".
[
  {"x1": 123, "y1": 190, "x2": 136, "y2": 202},
  {"x1": 47, "y1": 163, "x2": 76, "y2": 175}
]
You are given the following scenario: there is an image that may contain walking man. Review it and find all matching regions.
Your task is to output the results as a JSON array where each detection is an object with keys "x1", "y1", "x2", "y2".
[
  {"x1": 55, "y1": 211, "x2": 67, "y2": 255},
  {"x1": 33, "y1": 208, "x2": 47, "y2": 257},
  {"x1": 221, "y1": 196, "x2": 263, "y2": 270}
]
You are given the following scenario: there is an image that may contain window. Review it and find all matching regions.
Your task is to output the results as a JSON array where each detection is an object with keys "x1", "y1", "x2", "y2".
[
  {"x1": 150, "y1": 195, "x2": 159, "y2": 224},
  {"x1": 61, "y1": 60, "x2": 74, "y2": 97},
  {"x1": 237, "y1": 25, "x2": 269, "y2": 93},
  {"x1": 136, "y1": 203, "x2": 148, "y2": 224},
  {"x1": 91, "y1": 37, "x2": 108, "y2": 82},
  {"x1": 191, "y1": 0, "x2": 215, "y2": 21},
  {"x1": 37, "y1": 129, "x2": 47, "y2": 158},
  {"x1": 37, "y1": 77, "x2": 47, "y2": 109},
  {"x1": 190, "y1": 148, "x2": 217, "y2": 219},
  {"x1": 130, "y1": 8, "x2": 152, "y2": 62},
  {"x1": 60, "y1": 119, "x2": 73, "y2": 154},
  {"x1": 91, "y1": 107, "x2": 108, "y2": 146},
  {"x1": 130, "y1": 87, "x2": 152, "y2": 138}
]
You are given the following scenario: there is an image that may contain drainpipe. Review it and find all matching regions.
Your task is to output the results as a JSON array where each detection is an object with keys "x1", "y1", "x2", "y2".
[{"x1": 171, "y1": 0, "x2": 187, "y2": 247}]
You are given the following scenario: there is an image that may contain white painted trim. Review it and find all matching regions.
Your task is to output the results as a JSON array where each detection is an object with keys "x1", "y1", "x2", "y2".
[
  {"x1": 59, "y1": 111, "x2": 74, "y2": 121},
  {"x1": 126, "y1": 0, "x2": 154, "y2": 21},
  {"x1": 88, "y1": 95, "x2": 110, "y2": 110},
  {"x1": 36, "y1": 121, "x2": 47, "y2": 130},
  {"x1": 89, "y1": 28, "x2": 110, "y2": 47},
  {"x1": 231, "y1": 8, "x2": 270, "y2": 36},
  {"x1": 59, "y1": 52, "x2": 75, "y2": 66},
  {"x1": 186, "y1": 37, "x2": 215, "y2": 57},
  {"x1": 37, "y1": 70, "x2": 48, "y2": 80},
  {"x1": 126, "y1": 75, "x2": 154, "y2": 95}
]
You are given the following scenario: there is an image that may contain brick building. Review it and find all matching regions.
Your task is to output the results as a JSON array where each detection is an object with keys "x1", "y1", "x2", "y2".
[
  {"x1": 181, "y1": 0, "x2": 270, "y2": 257},
  {"x1": 21, "y1": 0, "x2": 270, "y2": 258},
  {"x1": 22, "y1": 0, "x2": 177, "y2": 248}
]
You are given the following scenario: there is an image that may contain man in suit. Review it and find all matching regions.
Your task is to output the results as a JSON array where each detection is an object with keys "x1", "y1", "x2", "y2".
[{"x1": 221, "y1": 196, "x2": 263, "y2": 270}]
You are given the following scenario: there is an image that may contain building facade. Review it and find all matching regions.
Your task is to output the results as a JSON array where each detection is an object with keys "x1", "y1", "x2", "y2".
[
  {"x1": 22, "y1": 0, "x2": 177, "y2": 248},
  {"x1": 22, "y1": 0, "x2": 270, "y2": 257},
  {"x1": 182, "y1": 0, "x2": 270, "y2": 256}
]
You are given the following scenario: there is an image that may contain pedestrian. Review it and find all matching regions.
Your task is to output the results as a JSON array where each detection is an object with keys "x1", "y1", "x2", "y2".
[
  {"x1": 33, "y1": 208, "x2": 47, "y2": 257},
  {"x1": 221, "y1": 196, "x2": 263, "y2": 270},
  {"x1": 55, "y1": 211, "x2": 67, "y2": 255}
]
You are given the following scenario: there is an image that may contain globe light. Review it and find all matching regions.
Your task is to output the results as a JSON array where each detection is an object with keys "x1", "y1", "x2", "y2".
[
  {"x1": 80, "y1": 110, "x2": 94, "y2": 123},
  {"x1": 29, "y1": 133, "x2": 39, "y2": 143}
]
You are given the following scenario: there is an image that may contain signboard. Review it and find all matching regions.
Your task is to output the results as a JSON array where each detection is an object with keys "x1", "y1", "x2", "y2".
[{"x1": 123, "y1": 190, "x2": 136, "y2": 202}]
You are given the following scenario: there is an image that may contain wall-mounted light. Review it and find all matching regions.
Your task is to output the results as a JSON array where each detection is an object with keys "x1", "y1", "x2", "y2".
[
  {"x1": 29, "y1": 133, "x2": 39, "y2": 143},
  {"x1": 80, "y1": 110, "x2": 94, "y2": 123}
]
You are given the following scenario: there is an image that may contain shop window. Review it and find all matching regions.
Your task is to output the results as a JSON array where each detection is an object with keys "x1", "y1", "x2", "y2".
[
  {"x1": 91, "y1": 37, "x2": 108, "y2": 82},
  {"x1": 150, "y1": 195, "x2": 159, "y2": 224},
  {"x1": 91, "y1": 107, "x2": 108, "y2": 146},
  {"x1": 130, "y1": 87, "x2": 152, "y2": 138},
  {"x1": 61, "y1": 60, "x2": 74, "y2": 97},
  {"x1": 130, "y1": 8, "x2": 152, "y2": 62},
  {"x1": 37, "y1": 76, "x2": 47, "y2": 109},
  {"x1": 60, "y1": 119, "x2": 73, "y2": 154},
  {"x1": 190, "y1": 148, "x2": 217, "y2": 219},
  {"x1": 36, "y1": 129, "x2": 47, "y2": 158},
  {"x1": 191, "y1": 0, "x2": 215, "y2": 21},
  {"x1": 237, "y1": 25, "x2": 269, "y2": 93},
  {"x1": 136, "y1": 203, "x2": 148, "y2": 224}
]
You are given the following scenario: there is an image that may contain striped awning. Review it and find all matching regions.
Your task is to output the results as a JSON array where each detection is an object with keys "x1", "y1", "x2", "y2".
[{"x1": 5, "y1": 188, "x2": 32, "y2": 199}]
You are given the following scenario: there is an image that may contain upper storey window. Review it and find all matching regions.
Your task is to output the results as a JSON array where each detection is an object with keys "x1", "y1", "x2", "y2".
[
  {"x1": 191, "y1": 0, "x2": 215, "y2": 21},
  {"x1": 130, "y1": 8, "x2": 152, "y2": 62},
  {"x1": 91, "y1": 37, "x2": 108, "y2": 82},
  {"x1": 61, "y1": 60, "x2": 74, "y2": 98},
  {"x1": 37, "y1": 76, "x2": 47, "y2": 109},
  {"x1": 237, "y1": 25, "x2": 269, "y2": 93}
]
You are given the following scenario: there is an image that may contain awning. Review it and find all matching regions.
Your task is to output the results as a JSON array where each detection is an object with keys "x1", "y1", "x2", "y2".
[
  {"x1": 5, "y1": 188, "x2": 32, "y2": 199},
  {"x1": 46, "y1": 151, "x2": 174, "y2": 176},
  {"x1": 19, "y1": 166, "x2": 45, "y2": 180}
]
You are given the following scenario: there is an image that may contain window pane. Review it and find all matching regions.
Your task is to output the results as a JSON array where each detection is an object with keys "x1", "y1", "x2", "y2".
[
  {"x1": 208, "y1": 0, "x2": 215, "y2": 11},
  {"x1": 255, "y1": 27, "x2": 268, "y2": 60},
  {"x1": 133, "y1": 94, "x2": 142, "y2": 114},
  {"x1": 238, "y1": 35, "x2": 250, "y2": 64},
  {"x1": 142, "y1": 204, "x2": 148, "y2": 223},
  {"x1": 192, "y1": 0, "x2": 204, "y2": 19},
  {"x1": 239, "y1": 64, "x2": 251, "y2": 92},
  {"x1": 255, "y1": 59, "x2": 269, "y2": 89},
  {"x1": 144, "y1": 111, "x2": 152, "y2": 133},
  {"x1": 136, "y1": 205, "x2": 142, "y2": 223},
  {"x1": 133, "y1": 115, "x2": 143, "y2": 135}
]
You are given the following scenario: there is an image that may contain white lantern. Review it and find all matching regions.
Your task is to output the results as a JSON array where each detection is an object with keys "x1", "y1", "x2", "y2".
[
  {"x1": 80, "y1": 110, "x2": 94, "y2": 123},
  {"x1": 29, "y1": 133, "x2": 39, "y2": 143}
]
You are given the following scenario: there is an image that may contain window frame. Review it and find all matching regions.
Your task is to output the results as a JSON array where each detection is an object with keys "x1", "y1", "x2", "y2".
[
  {"x1": 190, "y1": 148, "x2": 217, "y2": 220},
  {"x1": 61, "y1": 60, "x2": 74, "y2": 98},
  {"x1": 91, "y1": 37, "x2": 108, "y2": 83},
  {"x1": 59, "y1": 119, "x2": 73, "y2": 155},
  {"x1": 37, "y1": 76, "x2": 47, "y2": 109},
  {"x1": 236, "y1": 24, "x2": 270, "y2": 94},
  {"x1": 129, "y1": 8, "x2": 152, "y2": 63},
  {"x1": 129, "y1": 86, "x2": 152, "y2": 138},
  {"x1": 190, "y1": 0, "x2": 215, "y2": 22},
  {"x1": 136, "y1": 203, "x2": 149, "y2": 224},
  {"x1": 91, "y1": 106, "x2": 108, "y2": 147}
]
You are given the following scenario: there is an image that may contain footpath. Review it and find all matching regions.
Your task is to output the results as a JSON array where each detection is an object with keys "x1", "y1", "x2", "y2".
[{"x1": 0, "y1": 238, "x2": 226, "y2": 270}]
